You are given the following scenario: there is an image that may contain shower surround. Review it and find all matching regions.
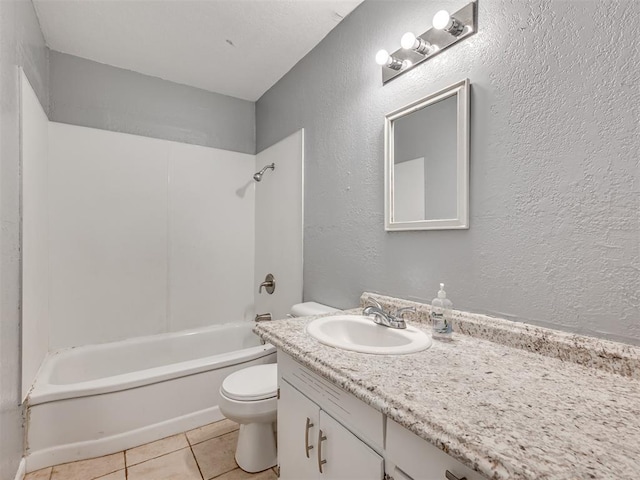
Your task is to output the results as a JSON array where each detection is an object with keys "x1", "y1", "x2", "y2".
[
  {"x1": 47, "y1": 122, "x2": 257, "y2": 348},
  {"x1": 21, "y1": 114, "x2": 303, "y2": 471}
]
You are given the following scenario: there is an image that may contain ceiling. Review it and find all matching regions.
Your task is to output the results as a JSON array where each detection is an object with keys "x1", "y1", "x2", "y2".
[{"x1": 33, "y1": 0, "x2": 363, "y2": 101}]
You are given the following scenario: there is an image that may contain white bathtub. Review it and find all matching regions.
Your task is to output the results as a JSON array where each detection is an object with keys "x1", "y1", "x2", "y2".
[{"x1": 26, "y1": 322, "x2": 276, "y2": 472}]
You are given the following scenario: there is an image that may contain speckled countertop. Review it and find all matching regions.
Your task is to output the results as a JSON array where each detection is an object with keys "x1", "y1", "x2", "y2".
[{"x1": 254, "y1": 294, "x2": 640, "y2": 480}]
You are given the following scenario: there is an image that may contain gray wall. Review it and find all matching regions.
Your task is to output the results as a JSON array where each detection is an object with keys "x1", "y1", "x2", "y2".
[
  {"x1": 50, "y1": 51, "x2": 256, "y2": 154},
  {"x1": 257, "y1": 0, "x2": 640, "y2": 345},
  {"x1": 0, "y1": 0, "x2": 49, "y2": 478}
]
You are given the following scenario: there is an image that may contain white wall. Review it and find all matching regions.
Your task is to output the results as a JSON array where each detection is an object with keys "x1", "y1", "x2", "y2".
[
  {"x1": 254, "y1": 130, "x2": 304, "y2": 320},
  {"x1": 21, "y1": 71, "x2": 50, "y2": 400},
  {"x1": 48, "y1": 123, "x2": 255, "y2": 348},
  {"x1": 49, "y1": 123, "x2": 168, "y2": 348},
  {"x1": 2, "y1": 2, "x2": 50, "y2": 476},
  {"x1": 168, "y1": 142, "x2": 255, "y2": 329}
]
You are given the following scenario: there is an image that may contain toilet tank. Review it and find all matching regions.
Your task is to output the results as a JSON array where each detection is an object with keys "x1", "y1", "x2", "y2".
[{"x1": 290, "y1": 302, "x2": 340, "y2": 317}]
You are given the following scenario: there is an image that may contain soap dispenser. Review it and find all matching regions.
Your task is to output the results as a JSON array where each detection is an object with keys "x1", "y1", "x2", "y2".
[{"x1": 431, "y1": 283, "x2": 453, "y2": 341}]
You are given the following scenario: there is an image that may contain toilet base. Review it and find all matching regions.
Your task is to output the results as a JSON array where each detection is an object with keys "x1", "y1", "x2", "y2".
[{"x1": 235, "y1": 422, "x2": 277, "y2": 473}]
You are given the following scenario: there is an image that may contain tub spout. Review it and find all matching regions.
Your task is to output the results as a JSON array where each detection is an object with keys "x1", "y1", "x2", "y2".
[{"x1": 255, "y1": 313, "x2": 272, "y2": 322}]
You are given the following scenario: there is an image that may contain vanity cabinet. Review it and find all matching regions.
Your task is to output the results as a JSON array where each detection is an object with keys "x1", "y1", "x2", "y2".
[
  {"x1": 278, "y1": 379, "x2": 320, "y2": 479},
  {"x1": 277, "y1": 353, "x2": 487, "y2": 480},
  {"x1": 278, "y1": 379, "x2": 384, "y2": 480},
  {"x1": 386, "y1": 419, "x2": 485, "y2": 480}
]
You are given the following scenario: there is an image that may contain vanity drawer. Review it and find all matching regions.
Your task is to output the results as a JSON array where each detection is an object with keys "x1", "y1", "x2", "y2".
[
  {"x1": 386, "y1": 419, "x2": 486, "y2": 480},
  {"x1": 279, "y1": 353, "x2": 384, "y2": 451}
]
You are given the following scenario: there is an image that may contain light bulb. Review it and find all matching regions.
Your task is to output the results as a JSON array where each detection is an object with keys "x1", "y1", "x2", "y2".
[
  {"x1": 400, "y1": 32, "x2": 418, "y2": 50},
  {"x1": 432, "y1": 9, "x2": 465, "y2": 36},
  {"x1": 375, "y1": 49, "x2": 406, "y2": 70},
  {"x1": 375, "y1": 49, "x2": 391, "y2": 66},
  {"x1": 432, "y1": 10, "x2": 452, "y2": 30},
  {"x1": 400, "y1": 31, "x2": 434, "y2": 55}
]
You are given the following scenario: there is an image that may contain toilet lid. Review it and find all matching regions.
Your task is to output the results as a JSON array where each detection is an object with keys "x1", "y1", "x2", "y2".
[{"x1": 221, "y1": 364, "x2": 278, "y2": 401}]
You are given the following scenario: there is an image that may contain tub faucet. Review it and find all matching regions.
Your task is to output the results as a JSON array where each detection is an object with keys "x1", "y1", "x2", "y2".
[
  {"x1": 255, "y1": 313, "x2": 272, "y2": 322},
  {"x1": 258, "y1": 273, "x2": 276, "y2": 294},
  {"x1": 362, "y1": 299, "x2": 414, "y2": 330}
]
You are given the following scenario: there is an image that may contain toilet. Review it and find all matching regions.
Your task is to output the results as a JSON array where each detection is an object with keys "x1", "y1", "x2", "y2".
[{"x1": 219, "y1": 301, "x2": 340, "y2": 473}]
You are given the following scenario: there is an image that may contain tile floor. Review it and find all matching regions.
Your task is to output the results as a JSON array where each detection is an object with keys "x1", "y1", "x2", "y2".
[{"x1": 25, "y1": 419, "x2": 277, "y2": 480}]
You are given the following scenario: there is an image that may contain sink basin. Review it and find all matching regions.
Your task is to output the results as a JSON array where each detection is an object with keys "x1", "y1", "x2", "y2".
[{"x1": 306, "y1": 314, "x2": 432, "y2": 355}]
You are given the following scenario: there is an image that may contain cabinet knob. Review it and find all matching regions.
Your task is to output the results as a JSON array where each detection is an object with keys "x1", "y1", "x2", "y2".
[
  {"x1": 305, "y1": 417, "x2": 314, "y2": 458},
  {"x1": 445, "y1": 471, "x2": 466, "y2": 480}
]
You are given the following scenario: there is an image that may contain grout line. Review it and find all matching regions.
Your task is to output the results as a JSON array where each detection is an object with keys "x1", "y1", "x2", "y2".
[
  {"x1": 89, "y1": 463, "x2": 124, "y2": 480},
  {"x1": 125, "y1": 433, "x2": 191, "y2": 468},
  {"x1": 209, "y1": 464, "x2": 241, "y2": 480},
  {"x1": 189, "y1": 444, "x2": 205, "y2": 480},
  {"x1": 191, "y1": 430, "x2": 238, "y2": 446},
  {"x1": 44, "y1": 422, "x2": 239, "y2": 479},
  {"x1": 188, "y1": 427, "x2": 240, "y2": 448},
  {"x1": 191, "y1": 429, "x2": 241, "y2": 480},
  {"x1": 127, "y1": 446, "x2": 193, "y2": 470}
]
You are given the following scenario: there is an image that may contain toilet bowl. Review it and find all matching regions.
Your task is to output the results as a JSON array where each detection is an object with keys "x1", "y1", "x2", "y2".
[
  {"x1": 219, "y1": 364, "x2": 278, "y2": 473},
  {"x1": 219, "y1": 302, "x2": 340, "y2": 473}
]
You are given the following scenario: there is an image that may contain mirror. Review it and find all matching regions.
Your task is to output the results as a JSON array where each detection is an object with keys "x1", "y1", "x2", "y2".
[{"x1": 384, "y1": 79, "x2": 469, "y2": 231}]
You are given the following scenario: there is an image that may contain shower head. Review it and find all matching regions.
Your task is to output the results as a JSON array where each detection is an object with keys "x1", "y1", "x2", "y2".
[{"x1": 253, "y1": 163, "x2": 275, "y2": 182}]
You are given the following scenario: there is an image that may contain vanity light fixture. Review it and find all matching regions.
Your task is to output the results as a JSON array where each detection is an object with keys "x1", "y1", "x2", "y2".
[
  {"x1": 376, "y1": 1, "x2": 477, "y2": 84},
  {"x1": 432, "y1": 10, "x2": 465, "y2": 36}
]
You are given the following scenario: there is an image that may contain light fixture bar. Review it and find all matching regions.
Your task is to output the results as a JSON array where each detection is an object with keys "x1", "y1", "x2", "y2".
[{"x1": 379, "y1": 1, "x2": 477, "y2": 84}]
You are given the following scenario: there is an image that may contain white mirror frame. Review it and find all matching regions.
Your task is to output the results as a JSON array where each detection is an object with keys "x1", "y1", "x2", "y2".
[{"x1": 384, "y1": 78, "x2": 470, "y2": 231}]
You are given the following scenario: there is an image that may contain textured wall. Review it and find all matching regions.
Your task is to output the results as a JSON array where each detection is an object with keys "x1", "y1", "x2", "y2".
[
  {"x1": 0, "y1": 0, "x2": 49, "y2": 478},
  {"x1": 257, "y1": 1, "x2": 640, "y2": 344},
  {"x1": 50, "y1": 51, "x2": 256, "y2": 154}
]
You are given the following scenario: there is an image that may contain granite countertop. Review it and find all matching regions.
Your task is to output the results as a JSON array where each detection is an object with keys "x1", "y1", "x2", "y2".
[{"x1": 254, "y1": 294, "x2": 640, "y2": 480}]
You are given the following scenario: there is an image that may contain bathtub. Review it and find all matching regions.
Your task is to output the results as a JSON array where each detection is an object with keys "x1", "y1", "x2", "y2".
[{"x1": 26, "y1": 322, "x2": 276, "y2": 472}]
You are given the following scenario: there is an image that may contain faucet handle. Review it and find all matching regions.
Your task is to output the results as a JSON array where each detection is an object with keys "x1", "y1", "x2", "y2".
[
  {"x1": 363, "y1": 297, "x2": 386, "y2": 318},
  {"x1": 258, "y1": 273, "x2": 276, "y2": 294},
  {"x1": 394, "y1": 307, "x2": 416, "y2": 319},
  {"x1": 364, "y1": 297, "x2": 383, "y2": 310}
]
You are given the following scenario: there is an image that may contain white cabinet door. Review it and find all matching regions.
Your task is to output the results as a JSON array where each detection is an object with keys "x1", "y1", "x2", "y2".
[
  {"x1": 278, "y1": 379, "x2": 320, "y2": 480},
  {"x1": 386, "y1": 419, "x2": 486, "y2": 480},
  {"x1": 318, "y1": 410, "x2": 384, "y2": 480}
]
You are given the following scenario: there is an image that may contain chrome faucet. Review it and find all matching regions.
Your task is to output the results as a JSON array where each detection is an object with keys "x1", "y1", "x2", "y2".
[{"x1": 362, "y1": 299, "x2": 415, "y2": 329}]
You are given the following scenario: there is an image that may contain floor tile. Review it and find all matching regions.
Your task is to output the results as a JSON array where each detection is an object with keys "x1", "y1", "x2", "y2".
[
  {"x1": 191, "y1": 430, "x2": 239, "y2": 479},
  {"x1": 126, "y1": 433, "x2": 189, "y2": 466},
  {"x1": 95, "y1": 470, "x2": 126, "y2": 480},
  {"x1": 186, "y1": 418, "x2": 239, "y2": 445},
  {"x1": 127, "y1": 448, "x2": 201, "y2": 480},
  {"x1": 25, "y1": 467, "x2": 52, "y2": 480},
  {"x1": 51, "y1": 452, "x2": 125, "y2": 480},
  {"x1": 215, "y1": 467, "x2": 277, "y2": 480}
]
